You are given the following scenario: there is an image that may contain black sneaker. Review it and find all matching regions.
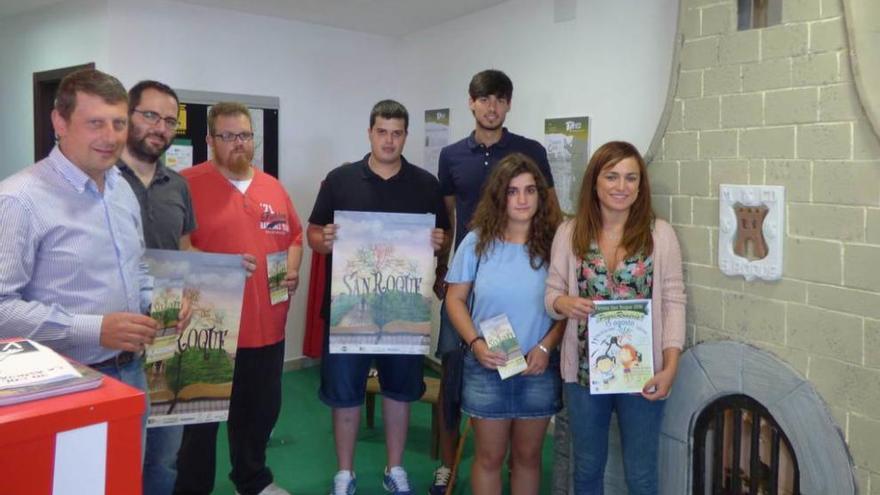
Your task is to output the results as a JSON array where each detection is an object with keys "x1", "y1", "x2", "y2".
[{"x1": 428, "y1": 465, "x2": 451, "y2": 495}]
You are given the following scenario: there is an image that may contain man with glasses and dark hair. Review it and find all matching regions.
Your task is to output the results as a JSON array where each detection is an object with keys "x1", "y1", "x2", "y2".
[
  {"x1": 115, "y1": 79, "x2": 195, "y2": 495},
  {"x1": 307, "y1": 99, "x2": 449, "y2": 495},
  {"x1": 174, "y1": 102, "x2": 302, "y2": 495},
  {"x1": 428, "y1": 69, "x2": 558, "y2": 494}
]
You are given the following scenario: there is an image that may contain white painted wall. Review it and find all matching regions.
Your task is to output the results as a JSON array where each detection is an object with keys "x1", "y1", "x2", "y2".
[
  {"x1": 399, "y1": 0, "x2": 678, "y2": 168},
  {"x1": 0, "y1": 0, "x2": 111, "y2": 178},
  {"x1": 0, "y1": 0, "x2": 677, "y2": 361}
]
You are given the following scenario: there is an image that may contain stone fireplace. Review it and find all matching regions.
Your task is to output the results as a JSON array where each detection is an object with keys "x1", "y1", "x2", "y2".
[{"x1": 660, "y1": 341, "x2": 854, "y2": 493}]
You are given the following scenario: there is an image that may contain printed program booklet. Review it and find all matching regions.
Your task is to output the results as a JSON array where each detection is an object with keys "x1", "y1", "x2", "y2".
[
  {"x1": 329, "y1": 211, "x2": 435, "y2": 354},
  {"x1": 587, "y1": 299, "x2": 654, "y2": 394},
  {"x1": 267, "y1": 250, "x2": 289, "y2": 305},
  {"x1": 478, "y1": 314, "x2": 527, "y2": 380},
  {"x1": 0, "y1": 339, "x2": 102, "y2": 406},
  {"x1": 0, "y1": 338, "x2": 81, "y2": 389},
  {"x1": 143, "y1": 249, "x2": 246, "y2": 427}
]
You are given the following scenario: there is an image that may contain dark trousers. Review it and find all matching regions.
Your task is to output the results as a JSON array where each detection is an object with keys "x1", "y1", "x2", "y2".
[{"x1": 174, "y1": 340, "x2": 285, "y2": 495}]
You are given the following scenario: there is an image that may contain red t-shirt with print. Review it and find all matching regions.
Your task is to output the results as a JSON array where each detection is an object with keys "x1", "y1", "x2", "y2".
[{"x1": 182, "y1": 161, "x2": 302, "y2": 348}]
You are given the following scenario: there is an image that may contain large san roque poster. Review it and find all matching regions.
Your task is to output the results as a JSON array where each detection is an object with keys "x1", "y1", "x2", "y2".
[{"x1": 329, "y1": 211, "x2": 436, "y2": 354}]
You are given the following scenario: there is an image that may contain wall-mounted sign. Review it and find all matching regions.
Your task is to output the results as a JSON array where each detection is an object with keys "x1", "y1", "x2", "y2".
[{"x1": 718, "y1": 185, "x2": 784, "y2": 281}]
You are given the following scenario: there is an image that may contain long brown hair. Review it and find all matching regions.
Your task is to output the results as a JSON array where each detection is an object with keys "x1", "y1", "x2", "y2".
[
  {"x1": 469, "y1": 153, "x2": 562, "y2": 269},
  {"x1": 571, "y1": 141, "x2": 654, "y2": 258}
]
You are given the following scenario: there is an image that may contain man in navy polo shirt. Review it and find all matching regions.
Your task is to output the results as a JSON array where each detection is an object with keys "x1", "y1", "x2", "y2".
[
  {"x1": 307, "y1": 99, "x2": 449, "y2": 495},
  {"x1": 430, "y1": 69, "x2": 558, "y2": 495}
]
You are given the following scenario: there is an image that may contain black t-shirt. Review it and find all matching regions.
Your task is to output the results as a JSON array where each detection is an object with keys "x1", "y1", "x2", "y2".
[{"x1": 309, "y1": 154, "x2": 450, "y2": 316}]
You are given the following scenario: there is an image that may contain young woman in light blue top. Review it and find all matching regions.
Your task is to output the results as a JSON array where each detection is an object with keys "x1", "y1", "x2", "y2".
[{"x1": 445, "y1": 153, "x2": 564, "y2": 495}]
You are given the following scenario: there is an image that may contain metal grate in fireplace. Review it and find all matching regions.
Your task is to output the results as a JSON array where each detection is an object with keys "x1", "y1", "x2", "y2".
[{"x1": 693, "y1": 394, "x2": 799, "y2": 495}]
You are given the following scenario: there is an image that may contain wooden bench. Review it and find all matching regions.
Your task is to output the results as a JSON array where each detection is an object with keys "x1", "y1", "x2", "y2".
[{"x1": 365, "y1": 375, "x2": 441, "y2": 459}]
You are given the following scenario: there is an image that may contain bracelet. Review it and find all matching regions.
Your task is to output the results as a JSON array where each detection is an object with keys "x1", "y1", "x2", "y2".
[
  {"x1": 537, "y1": 343, "x2": 550, "y2": 354},
  {"x1": 468, "y1": 335, "x2": 485, "y2": 350}
]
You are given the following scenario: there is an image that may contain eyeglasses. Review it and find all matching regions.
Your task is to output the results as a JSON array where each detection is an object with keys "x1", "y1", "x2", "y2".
[
  {"x1": 213, "y1": 132, "x2": 255, "y2": 143},
  {"x1": 133, "y1": 109, "x2": 179, "y2": 130}
]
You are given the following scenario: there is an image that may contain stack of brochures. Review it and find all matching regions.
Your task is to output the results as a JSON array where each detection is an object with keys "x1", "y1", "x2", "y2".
[{"x1": 0, "y1": 338, "x2": 103, "y2": 406}]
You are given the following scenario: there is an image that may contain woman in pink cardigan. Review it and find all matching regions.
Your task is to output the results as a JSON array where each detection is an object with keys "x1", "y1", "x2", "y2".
[{"x1": 544, "y1": 141, "x2": 686, "y2": 494}]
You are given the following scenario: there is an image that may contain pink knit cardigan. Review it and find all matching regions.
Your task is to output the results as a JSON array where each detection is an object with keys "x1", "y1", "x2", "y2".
[{"x1": 544, "y1": 218, "x2": 687, "y2": 383}]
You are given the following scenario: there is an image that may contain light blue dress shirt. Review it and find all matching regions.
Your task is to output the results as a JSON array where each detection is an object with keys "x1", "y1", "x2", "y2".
[{"x1": 0, "y1": 146, "x2": 150, "y2": 364}]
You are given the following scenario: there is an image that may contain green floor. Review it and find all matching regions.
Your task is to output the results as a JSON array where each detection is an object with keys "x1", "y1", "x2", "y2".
[{"x1": 211, "y1": 365, "x2": 555, "y2": 494}]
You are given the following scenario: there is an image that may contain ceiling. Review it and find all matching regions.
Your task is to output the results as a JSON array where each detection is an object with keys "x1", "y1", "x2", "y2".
[{"x1": 0, "y1": 0, "x2": 509, "y2": 36}]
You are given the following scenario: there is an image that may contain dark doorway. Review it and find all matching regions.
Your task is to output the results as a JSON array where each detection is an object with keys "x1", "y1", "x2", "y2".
[
  {"x1": 33, "y1": 62, "x2": 95, "y2": 162},
  {"x1": 693, "y1": 394, "x2": 799, "y2": 495}
]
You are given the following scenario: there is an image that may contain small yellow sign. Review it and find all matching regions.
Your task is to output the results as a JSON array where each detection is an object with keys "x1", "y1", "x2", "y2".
[{"x1": 177, "y1": 104, "x2": 188, "y2": 135}]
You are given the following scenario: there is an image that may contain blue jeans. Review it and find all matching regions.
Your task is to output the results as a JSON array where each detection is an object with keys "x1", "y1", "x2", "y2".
[
  {"x1": 91, "y1": 356, "x2": 149, "y2": 459},
  {"x1": 564, "y1": 383, "x2": 665, "y2": 495},
  {"x1": 144, "y1": 425, "x2": 183, "y2": 495}
]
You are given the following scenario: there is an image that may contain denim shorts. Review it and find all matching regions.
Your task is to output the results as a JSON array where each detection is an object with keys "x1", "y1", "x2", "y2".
[
  {"x1": 319, "y1": 351, "x2": 426, "y2": 408},
  {"x1": 461, "y1": 350, "x2": 562, "y2": 419}
]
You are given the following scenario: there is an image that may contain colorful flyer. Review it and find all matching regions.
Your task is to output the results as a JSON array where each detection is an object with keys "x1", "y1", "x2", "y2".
[
  {"x1": 267, "y1": 250, "x2": 289, "y2": 305},
  {"x1": 146, "y1": 278, "x2": 185, "y2": 364},
  {"x1": 544, "y1": 116, "x2": 590, "y2": 214},
  {"x1": 330, "y1": 211, "x2": 435, "y2": 354},
  {"x1": 478, "y1": 314, "x2": 527, "y2": 380},
  {"x1": 143, "y1": 249, "x2": 246, "y2": 427},
  {"x1": 587, "y1": 299, "x2": 654, "y2": 394}
]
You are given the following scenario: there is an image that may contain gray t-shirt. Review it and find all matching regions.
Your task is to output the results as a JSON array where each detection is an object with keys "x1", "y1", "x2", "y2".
[{"x1": 117, "y1": 160, "x2": 196, "y2": 250}]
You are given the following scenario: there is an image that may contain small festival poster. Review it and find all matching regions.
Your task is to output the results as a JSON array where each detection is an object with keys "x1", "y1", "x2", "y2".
[
  {"x1": 267, "y1": 250, "x2": 289, "y2": 305},
  {"x1": 146, "y1": 278, "x2": 185, "y2": 364},
  {"x1": 424, "y1": 108, "x2": 450, "y2": 176},
  {"x1": 478, "y1": 314, "x2": 527, "y2": 380},
  {"x1": 544, "y1": 116, "x2": 590, "y2": 214},
  {"x1": 330, "y1": 210, "x2": 435, "y2": 354},
  {"x1": 587, "y1": 299, "x2": 654, "y2": 394},
  {"x1": 163, "y1": 139, "x2": 193, "y2": 172},
  {"x1": 143, "y1": 249, "x2": 246, "y2": 427}
]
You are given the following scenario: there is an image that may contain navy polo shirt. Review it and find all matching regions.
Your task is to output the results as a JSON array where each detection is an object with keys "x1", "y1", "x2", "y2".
[
  {"x1": 309, "y1": 154, "x2": 451, "y2": 316},
  {"x1": 437, "y1": 128, "x2": 554, "y2": 249}
]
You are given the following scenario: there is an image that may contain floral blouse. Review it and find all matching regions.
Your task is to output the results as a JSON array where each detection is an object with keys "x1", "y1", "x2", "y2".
[{"x1": 576, "y1": 244, "x2": 654, "y2": 386}]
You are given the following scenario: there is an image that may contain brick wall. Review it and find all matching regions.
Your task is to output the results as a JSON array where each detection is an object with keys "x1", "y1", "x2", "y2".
[{"x1": 648, "y1": 0, "x2": 880, "y2": 491}]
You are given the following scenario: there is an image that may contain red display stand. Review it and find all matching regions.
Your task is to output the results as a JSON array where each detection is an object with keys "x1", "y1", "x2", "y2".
[{"x1": 0, "y1": 375, "x2": 145, "y2": 495}]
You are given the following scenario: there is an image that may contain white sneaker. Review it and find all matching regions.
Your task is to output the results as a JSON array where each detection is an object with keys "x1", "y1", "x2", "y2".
[
  {"x1": 331, "y1": 470, "x2": 357, "y2": 495},
  {"x1": 383, "y1": 466, "x2": 412, "y2": 494},
  {"x1": 236, "y1": 482, "x2": 291, "y2": 495}
]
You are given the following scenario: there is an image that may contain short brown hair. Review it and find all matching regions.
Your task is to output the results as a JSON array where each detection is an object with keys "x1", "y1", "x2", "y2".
[
  {"x1": 54, "y1": 69, "x2": 128, "y2": 121},
  {"x1": 208, "y1": 102, "x2": 252, "y2": 136}
]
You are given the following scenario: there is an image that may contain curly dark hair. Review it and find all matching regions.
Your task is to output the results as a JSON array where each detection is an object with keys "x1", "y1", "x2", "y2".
[{"x1": 469, "y1": 153, "x2": 562, "y2": 269}]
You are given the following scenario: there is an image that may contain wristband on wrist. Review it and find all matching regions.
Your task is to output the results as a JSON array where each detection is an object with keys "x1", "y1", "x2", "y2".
[
  {"x1": 468, "y1": 335, "x2": 485, "y2": 350},
  {"x1": 537, "y1": 343, "x2": 550, "y2": 354}
]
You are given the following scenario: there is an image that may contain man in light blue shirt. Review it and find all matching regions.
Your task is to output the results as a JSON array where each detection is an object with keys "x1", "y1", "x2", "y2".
[{"x1": 0, "y1": 69, "x2": 161, "y2": 387}]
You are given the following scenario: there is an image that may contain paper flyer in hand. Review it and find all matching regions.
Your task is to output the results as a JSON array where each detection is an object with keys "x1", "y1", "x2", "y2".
[
  {"x1": 147, "y1": 278, "x2": 185, "y2": 364},
  {"x1": 329, "y1": 210, "x2": 435, "y2": 354},
  {"x1": 267, "y1": 251, "x2": 289, "y2": 305},
  {"x1": 143, "y1": 249, "x2": 246, "y2": 427},
  {"x1": 479, "y1": 314, "x2": 527, "y2": 380},
  {"x1": 587, "y1": 299, "x2": 654, "y2": 394}
]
